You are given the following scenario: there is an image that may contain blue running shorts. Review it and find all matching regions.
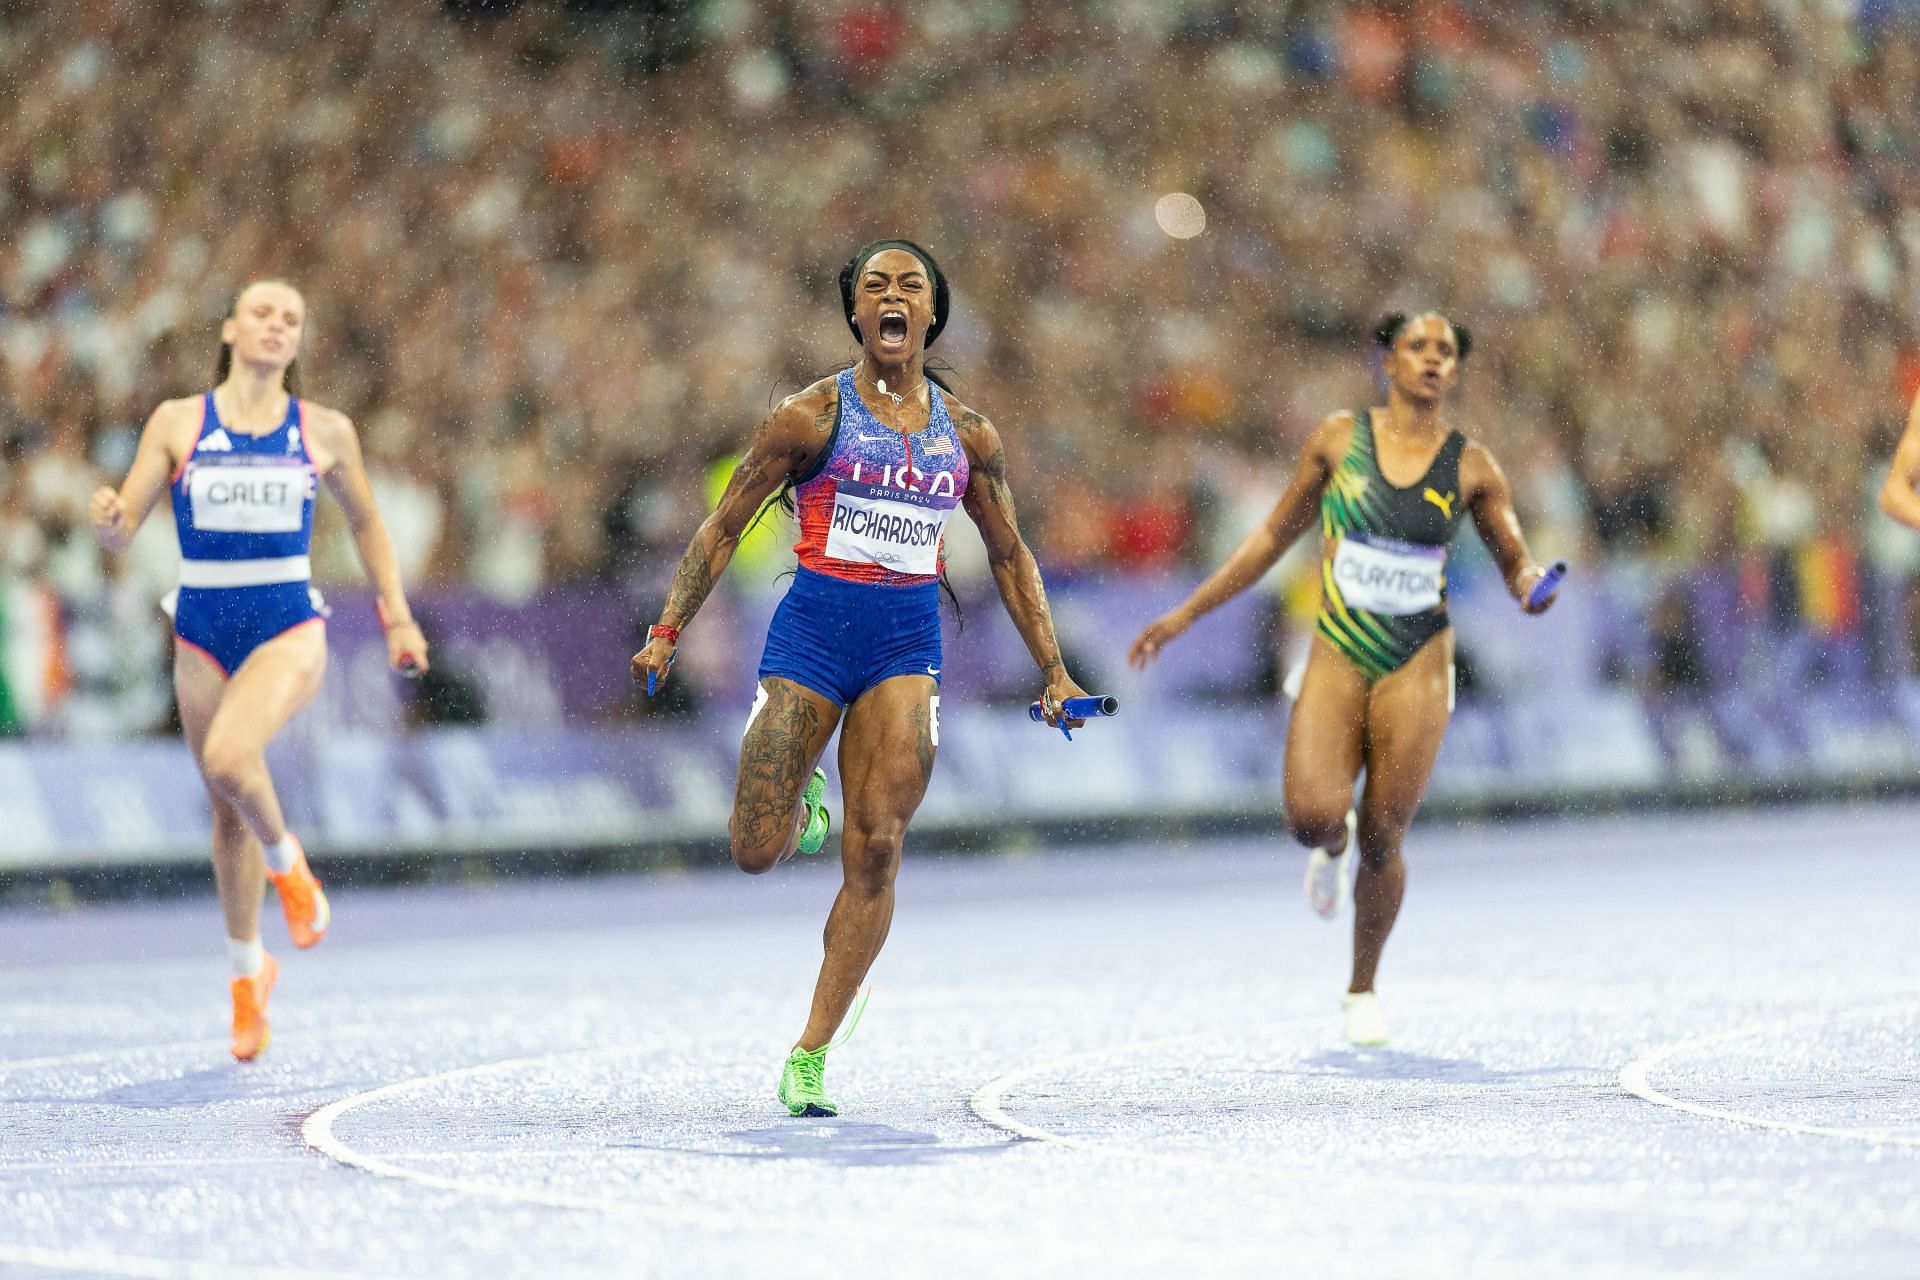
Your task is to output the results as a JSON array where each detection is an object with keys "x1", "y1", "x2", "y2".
[
  {"x1": 172, "y1": 582, "x2": 327, "y2": 677},
  {"x1": 757, "y1": 567, "x2": 942, "y2": 707}
]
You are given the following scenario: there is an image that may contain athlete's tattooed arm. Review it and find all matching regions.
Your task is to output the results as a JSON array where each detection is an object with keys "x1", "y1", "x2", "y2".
[
  {"x1": 956, "y1": 407, "x2": 1088, "y2": 719},
  {"x1": 634, "y1": 383, "x2": 833, "y2": 688},
  {"x1": 1461, "y1": 440, "x2": 1552, "y2": 613},
  {"x1": 1129, "y1": 412, "x2": 1346, "y2": 669}
]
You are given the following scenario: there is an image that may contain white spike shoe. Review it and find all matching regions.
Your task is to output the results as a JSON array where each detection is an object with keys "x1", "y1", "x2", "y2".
[
  {"x1": 1342, "y1": 991, "x2": 1389, "y2": 1047},
  {"x1": 1304, "y1": 809, "x2": 1356, "y2": 920}
]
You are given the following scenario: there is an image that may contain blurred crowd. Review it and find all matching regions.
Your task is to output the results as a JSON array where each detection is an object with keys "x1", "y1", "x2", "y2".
[{"x1": 4, "y1": 0, "x2": 1920, "y2": 734}]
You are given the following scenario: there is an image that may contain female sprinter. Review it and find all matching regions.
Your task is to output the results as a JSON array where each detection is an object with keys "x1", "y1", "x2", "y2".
[
  {"x1": 1129, "y1": 313, "x2": 1557, "y2": 1046},
  {"x1": 632, "y1": 240, "x2": 1088, "y2": 1117},
  {"x1": 90, "y1": 279, "x2": 428, "y2": 1060}
]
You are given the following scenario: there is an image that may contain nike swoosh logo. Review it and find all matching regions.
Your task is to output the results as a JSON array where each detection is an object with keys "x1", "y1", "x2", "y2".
[{"x1": 926, "y1": 666, "x2": 940, "y2": 676}]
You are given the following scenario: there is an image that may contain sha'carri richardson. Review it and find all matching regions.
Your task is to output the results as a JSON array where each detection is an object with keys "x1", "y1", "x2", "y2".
[
  {"x1": 631, "y1": 239, "x2": 1089, "y2": 1118},
  {"x1": 1131, "y1": 310, "x2": 1560, "y2": 1048}
]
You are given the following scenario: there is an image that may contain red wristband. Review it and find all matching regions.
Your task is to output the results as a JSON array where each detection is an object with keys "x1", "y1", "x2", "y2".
[
  {"x1": 648, "y1": 623, "x2": 681, "y2": 645},
  {"x1": 375, "y1": 601, "x2": 415, "y2": 632}
]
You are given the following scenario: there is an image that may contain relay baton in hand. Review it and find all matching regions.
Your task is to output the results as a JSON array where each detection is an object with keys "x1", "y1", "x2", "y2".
[
  {"x1": 1027, "y1": 695, "x2": 1120, "y2": 742},
  {"x1": 647, "y1": 647, "x2": 676, "y2": 698},
  {"x1": 1526, "y1": 561, "x2": 1568, "y2": 611}
]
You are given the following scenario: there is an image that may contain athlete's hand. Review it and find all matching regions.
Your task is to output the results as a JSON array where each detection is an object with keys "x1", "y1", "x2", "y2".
[
  {"x1": 632, "y1": 636, "x2": 676, "y2": 695},
  {"x1": 1514, "y1": 565, "x2": 1557, "y2": 616},
  {"x1": 1038, "y1": 673, "x2": 1091, "y2": 730},
  {"x1": 1128, "y1": 609, "x2": 1191, "y2": 670},
  {"x1": 387, "y1": 621, "x2": 429, "y2": 677},
  {"x1": 88, "y1": 486, "x2": 126, "y2": 541}
]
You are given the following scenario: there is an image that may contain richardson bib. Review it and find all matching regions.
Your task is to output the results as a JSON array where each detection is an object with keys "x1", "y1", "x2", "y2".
[
  {"x1": 1331, "y1": 532, "x2": 1445, "y2": 615},
  {"x1": 187, "y1": 460, "x2": 312, "y2": 534},
  {"x1": 824, "y1": 479, "x2": 955, "y2": 576}
]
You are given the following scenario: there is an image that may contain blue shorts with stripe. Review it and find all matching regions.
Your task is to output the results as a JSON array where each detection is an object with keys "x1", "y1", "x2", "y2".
[{"x1": 172, "y1": 582, "x2": 327, "y2": 677}]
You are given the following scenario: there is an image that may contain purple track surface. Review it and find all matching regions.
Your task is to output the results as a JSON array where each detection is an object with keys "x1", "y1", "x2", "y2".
[{"x1": 2, "y1": 804, "x2": 1917, "y2": 1278}]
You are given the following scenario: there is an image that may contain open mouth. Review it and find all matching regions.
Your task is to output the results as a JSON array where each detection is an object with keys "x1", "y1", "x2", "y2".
[{"x1": 878, "y1": 311, "x2": 909, "y2": 343}]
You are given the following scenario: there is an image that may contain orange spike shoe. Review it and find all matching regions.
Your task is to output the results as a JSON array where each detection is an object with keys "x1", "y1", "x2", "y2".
[
  {"x1": 267, "y1": 836, "x2": 330, "y2": 949},
  {"x1": 230, "y1": 952, "x2": 279, "y2": 1061}
]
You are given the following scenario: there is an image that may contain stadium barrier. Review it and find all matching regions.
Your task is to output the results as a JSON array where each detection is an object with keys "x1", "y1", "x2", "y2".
[{"x1": 3, "y1": 565, "x2": 1917, "y2": 870}]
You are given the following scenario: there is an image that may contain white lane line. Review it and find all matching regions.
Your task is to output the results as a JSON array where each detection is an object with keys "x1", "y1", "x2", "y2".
[
  {"x1": 302, "y1": 1043, "x2": 756, "y2": 1226},
  {"x1": 967, "y1": 1020, "x2": 1824, "y2": 1224},
  {"x1": 0, "y1": 1242, "x2": 349, "y2": 1280},
  {"x1": 1619, "y1": 1002, "x2": 1920, "y2": 1144}
]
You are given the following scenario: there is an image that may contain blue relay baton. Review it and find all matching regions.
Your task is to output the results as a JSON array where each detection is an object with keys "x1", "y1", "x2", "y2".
[
  {"x1": 647, "y1": 647, "x2": 676, "y2": 698},
  {"x1": 1525, "y1": 561, "x2": 1569, "y2": 611},
  {"x1": 1027, "y1": 695, "x2": 1120, "y2": 741}
]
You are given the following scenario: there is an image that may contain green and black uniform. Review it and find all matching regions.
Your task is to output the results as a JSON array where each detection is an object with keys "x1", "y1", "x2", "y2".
[{"x1": 1316, "y1": 409, "x2": 1467, "y2": 682}]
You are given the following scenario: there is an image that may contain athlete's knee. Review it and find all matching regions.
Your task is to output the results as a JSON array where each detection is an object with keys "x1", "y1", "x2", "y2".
[
  {"x1": 1354, "y1": 815, "x2": 1408, "y2": 872},
  {"x1": 198, "y1": 733, "x2": 262, "y2": 798},
  {"x1": 842, "y1": 822, "x2": 902, "y2": 897},
  {"x1": 1286, "y1": 803, "x2": 1350, "y2": 852},
  {"x1": 726, "y1": 819, "x2": 784, "y2": 875}
]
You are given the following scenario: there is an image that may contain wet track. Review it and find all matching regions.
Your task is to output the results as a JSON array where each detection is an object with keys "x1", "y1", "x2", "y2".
[{"x1": 2, "y1": 804, "x2": 1917, "y2": 1278}]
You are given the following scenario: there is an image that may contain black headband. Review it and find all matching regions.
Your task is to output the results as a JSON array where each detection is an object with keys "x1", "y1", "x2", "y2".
[{"x1": 839, "y1": 239, "x2": 950, "y2": 348}]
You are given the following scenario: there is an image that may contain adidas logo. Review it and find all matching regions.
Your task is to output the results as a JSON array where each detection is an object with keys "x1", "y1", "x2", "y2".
[{"x1": 199, "y1": 429, "x2": 234, "y2": 453}]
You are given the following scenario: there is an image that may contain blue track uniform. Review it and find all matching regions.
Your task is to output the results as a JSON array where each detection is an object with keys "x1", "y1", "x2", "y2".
[
  {"x1": 168, "y1": 393, "x2": 326, "y2": 676},
  {"x1": 758, "y1": 369, "x2": 970, "y2": 705}
]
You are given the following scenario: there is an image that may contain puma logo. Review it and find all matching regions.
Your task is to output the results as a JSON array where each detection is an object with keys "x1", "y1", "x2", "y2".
[{"x1": 1422, "y1": 487, "x2": 1455, "y2": 519}]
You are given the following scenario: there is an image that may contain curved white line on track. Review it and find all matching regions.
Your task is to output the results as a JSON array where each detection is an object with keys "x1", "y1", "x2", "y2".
[
  {"x1": 302, "y1": 1042, "x2": 756, "y2": 1226},
  {"x1": 1619, "y1": 1001, "x2": 1920, "y2": 1144},
  {"x1": 0, "y1": 1242, "x2": 348, "y2": 1279},
  {"x1": 967, "y1": 1018, "x2": 1830, "y2": 1224}
]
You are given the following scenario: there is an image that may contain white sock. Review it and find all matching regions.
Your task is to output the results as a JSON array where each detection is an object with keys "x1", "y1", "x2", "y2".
[
  {"x1": 261, "y1": 836, "x2": 298, "y2": 875},
  {"x1": 228, "y1": 936, "x2": 265, "y2": 978}
]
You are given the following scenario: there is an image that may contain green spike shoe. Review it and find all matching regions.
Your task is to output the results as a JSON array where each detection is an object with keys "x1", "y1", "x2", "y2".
[
  {"x1": 778, "y1": 1044, "x2": 838, "y2": 1117},
  {"x1": 795, "y1": 767, "x2": 831, "y2": 856},
  {"x1": 776, "y1": 990, "x2": 868, "y2": 1118}
]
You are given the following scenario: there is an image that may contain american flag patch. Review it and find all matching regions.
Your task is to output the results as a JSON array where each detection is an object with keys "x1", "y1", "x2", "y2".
[{"x1": 922, "y1": 435, "x2": 954, "y2": 457}]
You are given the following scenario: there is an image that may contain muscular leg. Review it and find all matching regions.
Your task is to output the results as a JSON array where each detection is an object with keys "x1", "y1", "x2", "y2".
[
  {"x1": 795, "y1": 674, "x2": 937, "y2": 1050},
  {"x1": 1283, "y1": 635, "x2": 1369, "y2": 853},
  {"x1": 729, "y1": 678, "x2": 841, "y2": 873},
  {"x1": 194, "y1": 624, "x2": 328, "y2": 849},
  {"x1": 1350, "y1": 630, "x2": 1453, "y2": 994},
  {"x1": 175, "y1": 648, "x2": 265, "y2": 944}
]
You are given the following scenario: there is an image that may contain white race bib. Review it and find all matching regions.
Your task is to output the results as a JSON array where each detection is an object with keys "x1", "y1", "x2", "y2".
[
  {"x1": 824, "y1": 479, "x2": 954, "y2": 575},
  {"x1": 1330, "y1": 533, "x2": 1445, "y2": 615},
  {"x1": 187, "y1": 461, "x2": 310, "y2": 533}
]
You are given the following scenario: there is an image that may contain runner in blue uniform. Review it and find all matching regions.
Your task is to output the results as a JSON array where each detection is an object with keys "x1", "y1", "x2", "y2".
[
  {"x1": 90, "y1": 279, "x2": 428, "y2": 1060},
  {"x1": 633, "y1": 242, "x2": 1088, "y2": 1116}
]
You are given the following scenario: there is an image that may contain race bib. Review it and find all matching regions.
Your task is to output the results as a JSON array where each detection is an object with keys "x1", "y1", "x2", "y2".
[
  {"x1": 1330, "y1": 533, "x2": 1445, "y2": 615},
  {"x1": 187, "y1": 461, "x2": 310, "y2": 533},
  {"x1": 824, "y1": 479, "x2": 954, "y2": 575}
]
